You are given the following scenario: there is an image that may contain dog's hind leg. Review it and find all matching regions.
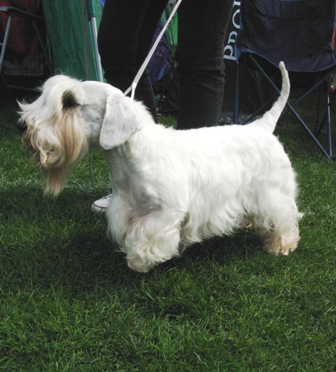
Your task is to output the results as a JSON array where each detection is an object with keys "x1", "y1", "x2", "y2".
[
  {"x1": 123, "y1": 209, "x2": 183, "y2": 273},
  {"x1": 262, "y1": 223, "x2": 301, "y2": 256},
  {"x1": 256, "y1": 194, "x2": 302, "y2": 256}
]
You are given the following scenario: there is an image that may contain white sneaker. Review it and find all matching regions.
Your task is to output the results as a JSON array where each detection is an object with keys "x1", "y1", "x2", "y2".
[{"x1": 91, "y1": 194, "x2": 112, "y2": 214}]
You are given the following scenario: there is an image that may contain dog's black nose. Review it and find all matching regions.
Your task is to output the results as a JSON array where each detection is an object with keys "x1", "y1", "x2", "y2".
[{"x1": 17, "y1": 120, "x2": 27, "y2": 134}]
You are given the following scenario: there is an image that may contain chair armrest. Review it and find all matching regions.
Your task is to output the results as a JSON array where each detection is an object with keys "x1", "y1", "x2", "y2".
[{"x1": 0, "y1": 6, "x2": 43, "y2": 22}]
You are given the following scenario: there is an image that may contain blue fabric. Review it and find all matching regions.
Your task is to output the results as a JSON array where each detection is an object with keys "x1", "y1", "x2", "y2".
[{"x1": 236, "y1": 0, "x2": 336, "y2": 73}]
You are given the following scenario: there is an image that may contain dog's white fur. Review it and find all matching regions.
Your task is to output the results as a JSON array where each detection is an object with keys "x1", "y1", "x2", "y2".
[{"x1": 19, "y1": 62, "x2": 302, "y2": 272}]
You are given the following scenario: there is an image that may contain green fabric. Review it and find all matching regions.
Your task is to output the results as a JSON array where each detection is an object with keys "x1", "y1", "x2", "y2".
[
  {"x1": 42, "y1": 0, "x2": 102, "y2": 80},
  {"x1": 161, "y1": 7, "x2": 178, "y2": 48}
]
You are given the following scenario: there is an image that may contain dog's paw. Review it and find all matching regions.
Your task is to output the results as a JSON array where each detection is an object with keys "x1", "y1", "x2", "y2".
[{"x1": 263, "y1": 234, "x2": 300, "y2": 256}]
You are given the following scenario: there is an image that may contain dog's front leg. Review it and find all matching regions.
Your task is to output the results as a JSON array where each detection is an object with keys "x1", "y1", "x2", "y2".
[{"x1": 123, "y1": 209, "x2": 184, "y2": 273}]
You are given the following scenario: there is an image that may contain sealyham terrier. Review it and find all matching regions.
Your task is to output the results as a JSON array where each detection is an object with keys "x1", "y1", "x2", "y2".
[{"x1": 18, "y1": 62, "x2": 302, "y2": 273}]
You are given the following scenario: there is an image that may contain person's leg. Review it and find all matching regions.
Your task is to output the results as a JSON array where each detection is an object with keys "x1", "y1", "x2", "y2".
[
  {"x1": 176, "y1": 0, "x2": 233, "y2": 129},
  {"x1": 98, "y1": 0, "x2": 167, "y2": 121},
  {"x1": 93, "y1": 0, "x2": 168, "y2": 214}
]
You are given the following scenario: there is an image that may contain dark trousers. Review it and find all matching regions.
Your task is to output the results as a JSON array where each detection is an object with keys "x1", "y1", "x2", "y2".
[{"x1": 98, "y1": 0, "x2": 233, "y2": 129}]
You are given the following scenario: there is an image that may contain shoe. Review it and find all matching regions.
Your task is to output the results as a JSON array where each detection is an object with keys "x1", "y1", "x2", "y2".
[{"x1": 91, "y1": 193, "x2": 112, "y2": 214}]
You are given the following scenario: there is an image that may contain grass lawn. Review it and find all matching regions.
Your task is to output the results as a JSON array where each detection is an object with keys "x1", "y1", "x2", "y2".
[{"x1": 1, "y1": 90, "x2": 336, "y2": 370}]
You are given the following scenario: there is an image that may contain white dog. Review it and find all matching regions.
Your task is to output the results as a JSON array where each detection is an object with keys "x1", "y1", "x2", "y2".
[{"x1": 18, "y1": 62, "x2": 302, "y2": 273}]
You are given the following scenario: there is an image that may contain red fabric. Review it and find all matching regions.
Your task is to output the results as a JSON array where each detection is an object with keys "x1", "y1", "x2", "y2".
[
  {"x1": 10, "y1": 0, "x2": 40, "y2": 12},
  {"x1": 0, "y1": 0, "x2": 42, "y2": 55}
]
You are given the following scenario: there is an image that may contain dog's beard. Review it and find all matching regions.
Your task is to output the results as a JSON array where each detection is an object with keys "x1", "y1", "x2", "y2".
[
  {"x1": 24, "y1": 107, "x2": 88, "y2": 196},
  {"x1": 44, "y1": 166, "x2": 72, "y2": 196},
  {"x1": 25, "y1": 136, "x2": 75, "y2": 196}
]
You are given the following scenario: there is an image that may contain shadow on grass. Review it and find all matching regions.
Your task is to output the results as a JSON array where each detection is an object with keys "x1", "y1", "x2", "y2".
[{"x1": 1, "y1": 185, "x2": 269, "y2": 294}]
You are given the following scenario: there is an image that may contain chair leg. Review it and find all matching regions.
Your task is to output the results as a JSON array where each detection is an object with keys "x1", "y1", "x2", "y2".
[
  {"x1": 250, "y1": 55, "x2": 332, "y2": 159},
  {"x1": 326, "y1": 89, "x2": 333, "y2": 158},
  {"x1": 234, "y1": 60, "x2": 240, "y2": 124},
  {"x1": 303, "y1": 81, "x2": 333, "y2": 159},
  {"x1": 31, "y1": 20, "x2": 53, "y2": 74},
  {"x1": 0, "y1": 14, "x2": 12, "y2": 75},
  {"x1": 235, "y1": 57, "x2": 272, "y2": 124},
  {"x1": 314, "y1": 84, "x2": 324, "y2": 135},
  {"x1": 284, "y1": 94, "x2": 332, "y2": 159}
]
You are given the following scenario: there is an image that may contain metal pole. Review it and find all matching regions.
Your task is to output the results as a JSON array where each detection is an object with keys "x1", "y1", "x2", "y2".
[{"x1": 86, "y1": 0, "x2": 103, "y2": 82}]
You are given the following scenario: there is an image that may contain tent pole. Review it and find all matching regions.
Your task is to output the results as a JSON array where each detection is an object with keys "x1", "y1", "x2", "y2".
[{"x1": 86, "y1": 0, "x2": 103, "y2": 82}]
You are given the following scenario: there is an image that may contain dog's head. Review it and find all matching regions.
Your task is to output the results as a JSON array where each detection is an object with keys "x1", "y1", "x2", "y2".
[
  {"x1": 17, "y1": 75, "x2": 88, "y2": 196},
  {"x1": 18, "y1": 75, "x2": 145, "y2": 196}
]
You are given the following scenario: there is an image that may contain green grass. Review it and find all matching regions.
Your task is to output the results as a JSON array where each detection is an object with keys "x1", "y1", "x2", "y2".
[{"x1": 1, "y1": 95, "x2": 336, "y2": 371}]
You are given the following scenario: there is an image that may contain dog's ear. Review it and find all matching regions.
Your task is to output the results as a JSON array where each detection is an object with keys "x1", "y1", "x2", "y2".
[
  {"x1": 99, "y1": 94, "x2": 141, "y2": 150},
  {"x1": 62, "y1": 89, "x2": 79, "y2": 109}
]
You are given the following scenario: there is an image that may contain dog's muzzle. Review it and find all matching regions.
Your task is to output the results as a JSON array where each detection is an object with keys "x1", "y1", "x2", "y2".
[{"x1": 17, "y1": 120, "x2": 27, "y2": 135}]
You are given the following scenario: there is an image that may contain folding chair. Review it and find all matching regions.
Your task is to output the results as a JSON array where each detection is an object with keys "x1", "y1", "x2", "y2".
[
  {"x1": 234, "y1": 0, "x2": 336, "y2": 159},
  {"x1": 0, "y1": 3, "x2": 52, "y2": 90}
]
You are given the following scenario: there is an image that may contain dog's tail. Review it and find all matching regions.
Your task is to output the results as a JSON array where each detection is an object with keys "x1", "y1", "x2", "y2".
[{"x1": 250, "y1": 61, "x2": 290, "y2": 133}]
